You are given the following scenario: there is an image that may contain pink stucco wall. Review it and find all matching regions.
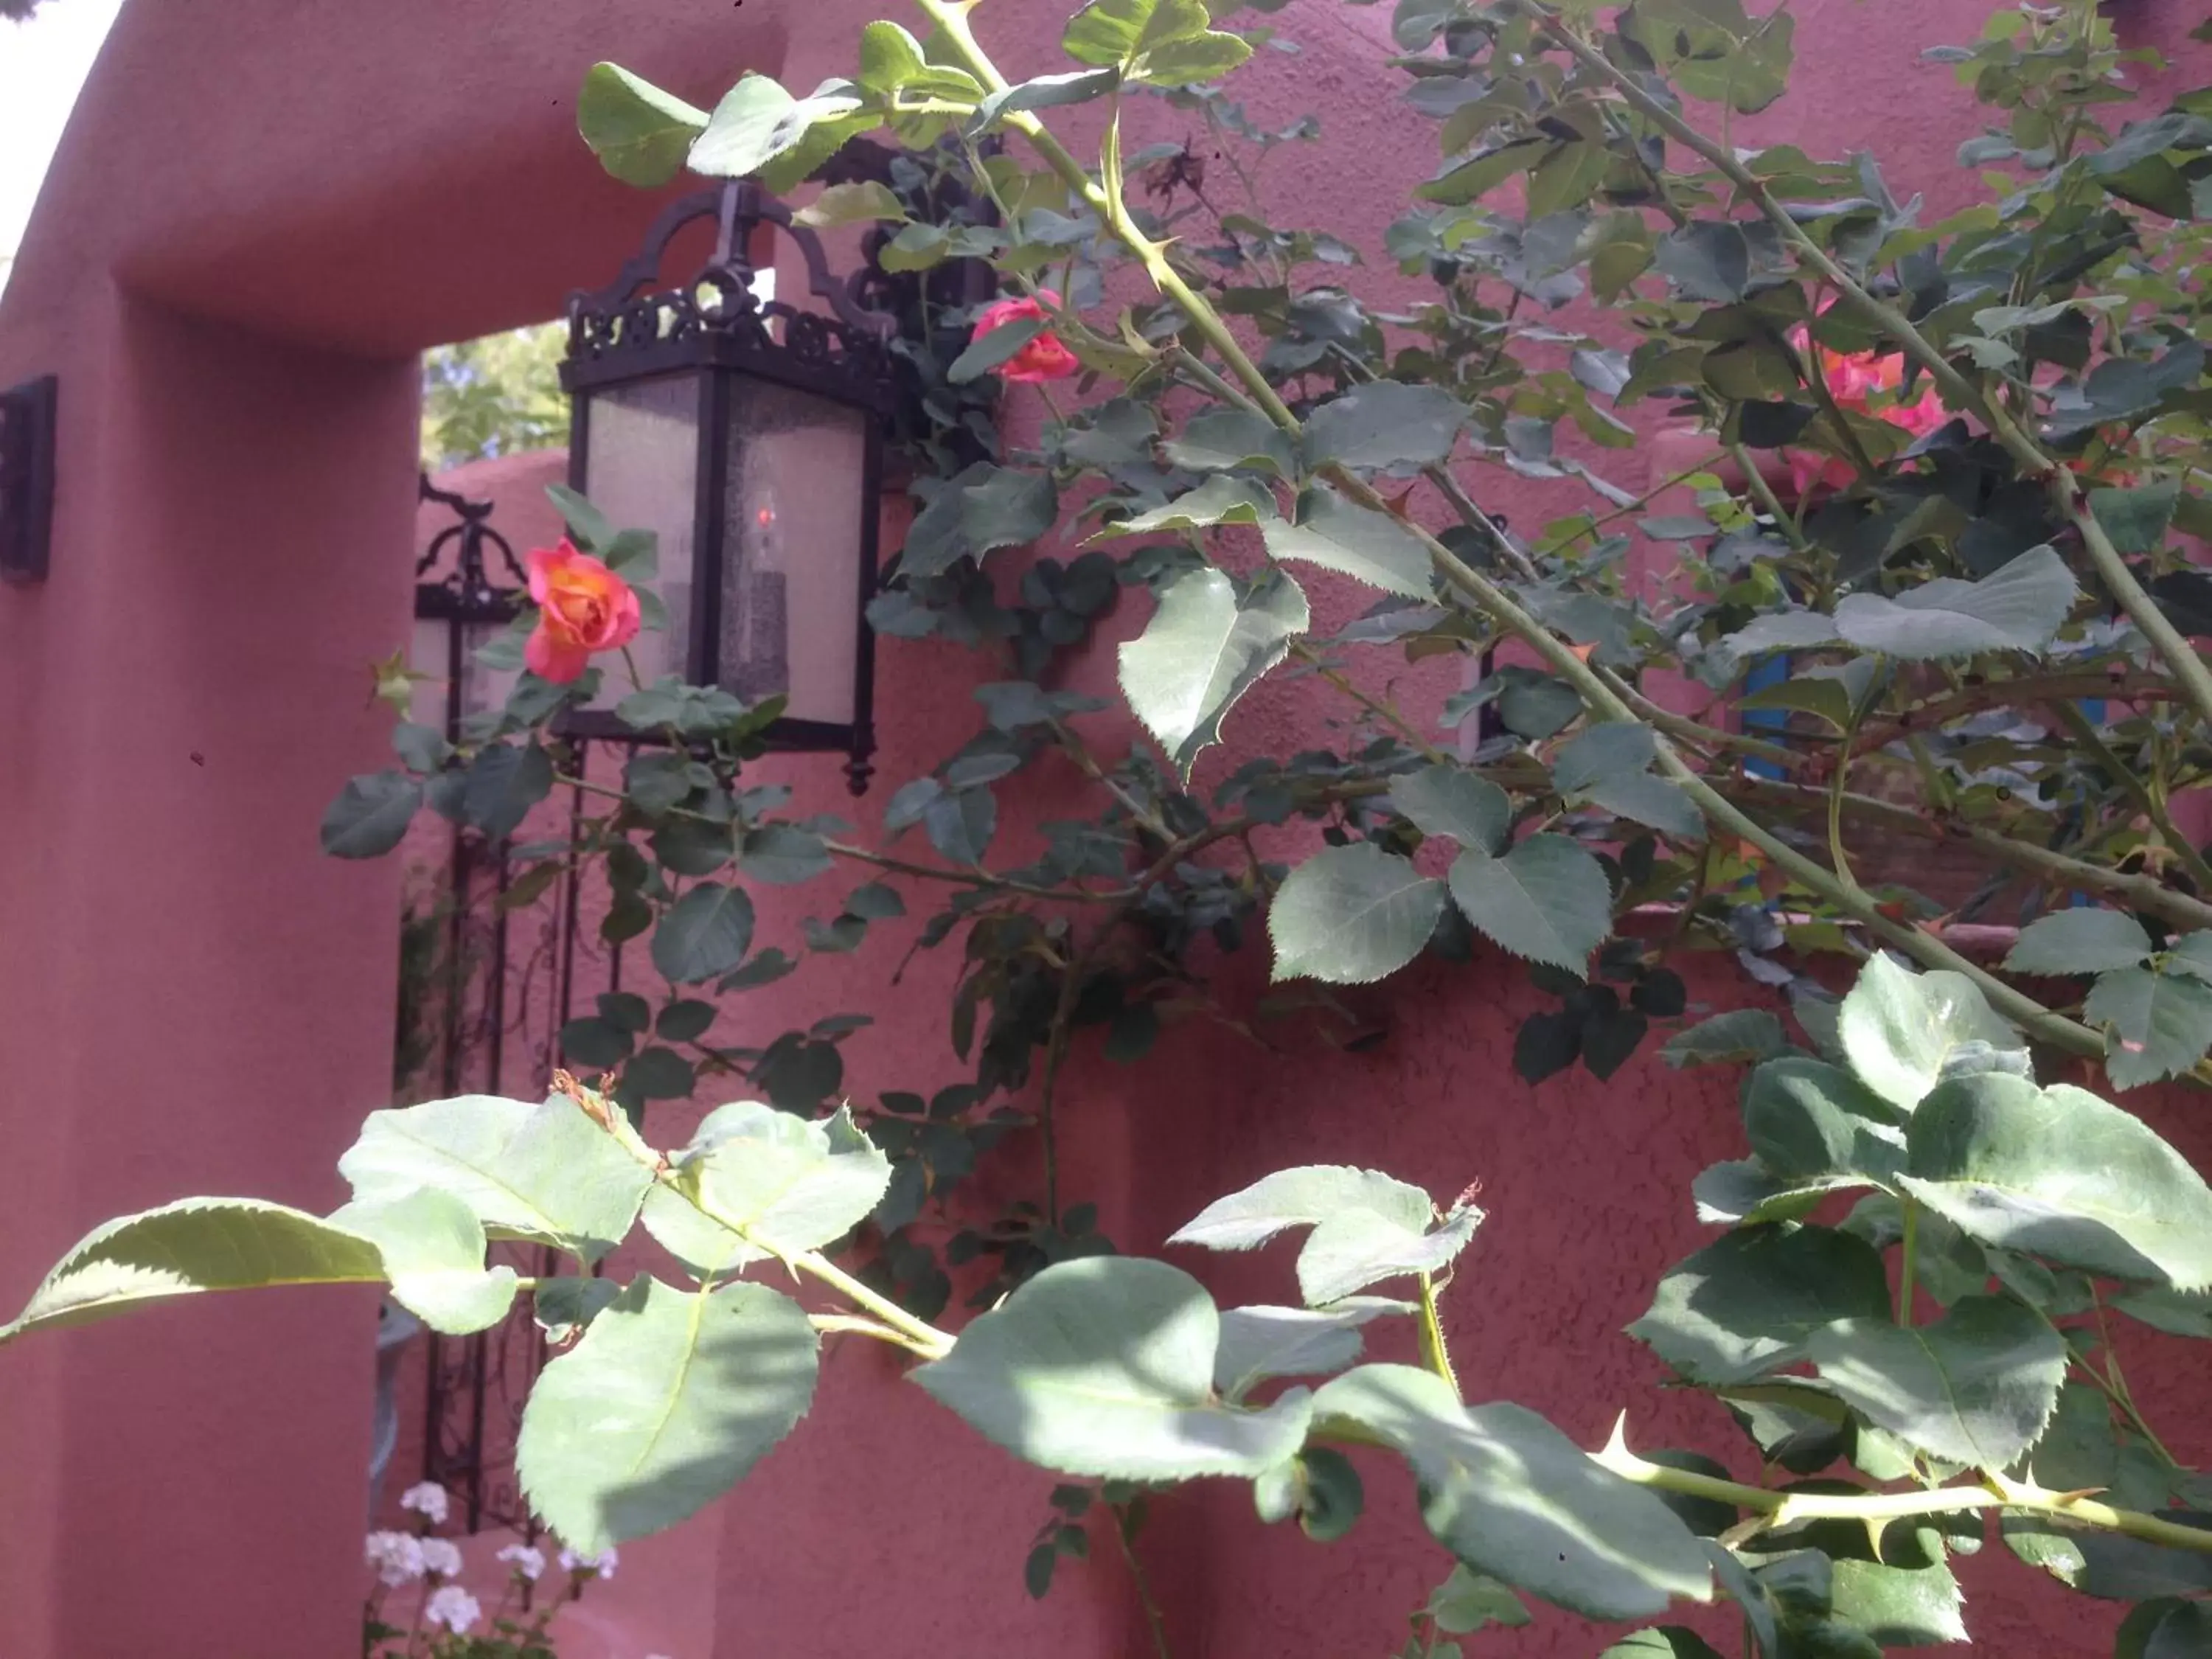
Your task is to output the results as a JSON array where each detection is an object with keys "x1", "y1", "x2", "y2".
[{"x1": 3, "y1": 2, "x2": 2209, "y2": 1656}]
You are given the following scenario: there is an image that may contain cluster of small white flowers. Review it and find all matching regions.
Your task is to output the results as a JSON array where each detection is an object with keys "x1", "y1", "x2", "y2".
[
  {"x1": 496, "y1": 1543, "x2": 546, "y2": 1582},
  {"x1": 422, "y1": 1585, "x2": 481, "y2": 1635},
  {"x1": 364, "y1": 1531, "x2": 425, "y2": 1588},
  {"x1": 417, "y1": 1537, "x2": 464, "y2": 1579},
  {"x1": 558, "y1": 1544, "x2": 619, "y2": 1579},
  {"x1": 398, "y1": 1481, "x2": 451, "y2": 1526}
]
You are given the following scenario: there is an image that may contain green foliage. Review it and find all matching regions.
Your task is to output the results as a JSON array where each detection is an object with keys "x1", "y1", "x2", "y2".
[
  {"x1": 52, "y1": 0, "x2": 2212, "y2": 1648},
  {"x1": 420, "y1": 324, "x2": 568, "y2": 472}
]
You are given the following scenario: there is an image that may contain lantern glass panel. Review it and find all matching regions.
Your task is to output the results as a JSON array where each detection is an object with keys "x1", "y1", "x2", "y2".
[
  {"x1": 577, "y1": 371, "x2": 701, "y2": 709},
  {"x1": 716, "y1": 377, "x2": 868, "y2": 726}
]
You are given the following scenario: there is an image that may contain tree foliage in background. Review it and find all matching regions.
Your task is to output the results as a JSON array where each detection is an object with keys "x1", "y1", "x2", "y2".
[
  {"x1": 420, "y1": 323, "x2": 568, "y2": 473},
  {"x1": 20, "y1": 0, "x2": 2212, "y2": 1652}
]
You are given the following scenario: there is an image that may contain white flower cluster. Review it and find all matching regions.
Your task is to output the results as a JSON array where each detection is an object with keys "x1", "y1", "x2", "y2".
[
  {"x1": 364, "y1": 1531, "x2": 424, "y2": 1589},
  {"x1": 423, "y1": 1585, "x2": 481, "y2": 1635},
  {"x1": 559, "y1": 1544, "x2": 619, "y2": 1579},
  {"x1": 496, "y1": 1543, "x2": 546, "y2": 1582},
  {"x1": 418, "y1": 1537, "x2": 463, "y2": 1579},
  {"x1": 398, "y1": 1481, "x2": 451, "y2": 1526}
]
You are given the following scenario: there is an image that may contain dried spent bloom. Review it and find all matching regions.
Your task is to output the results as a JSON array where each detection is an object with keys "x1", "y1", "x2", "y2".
[
  {"x1": 418, "y1": 1537, "x2": 464, "y2": 1579},
  {"x1": 423, "y1": 1585, "x2": 482, "y2": 1636},
  {"x1": 559, "y1": 1544, "x2": 619, "y2": 1579},
  {"x1": 364, "y1": 1531, "x2": 425, "y2": 1589},
  {"x1": 497, "y1": 1543, "x2": 547, "y2": 1582},
  {"x1": 970, "y1": 290, "x2": 1081, "y2": 383},
  {"x1": 398, "y1": 1481, "x2": 451, "y2": 1526}
]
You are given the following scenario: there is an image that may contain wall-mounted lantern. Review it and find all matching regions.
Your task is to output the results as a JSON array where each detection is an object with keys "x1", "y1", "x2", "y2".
[
  {"x1": 0, "y1": 374, "x2": 57, "y2": 585},
  {"x1": 559, "y1": 179, "x2": 899, "y2": 792}
]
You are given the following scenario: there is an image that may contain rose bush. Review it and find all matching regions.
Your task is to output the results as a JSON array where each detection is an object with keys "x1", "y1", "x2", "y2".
[{"x1": 22, "y1": 0, "x2": 2212, "y2": 1652}]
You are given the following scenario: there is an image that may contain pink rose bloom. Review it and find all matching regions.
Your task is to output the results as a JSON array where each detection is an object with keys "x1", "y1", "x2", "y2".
[
  {"x1": 972, "y1": 290, "x2": 1080, "y2": 383},
  {"x1": 524, "y1": 540, "x2": 641, "y2": 683}
]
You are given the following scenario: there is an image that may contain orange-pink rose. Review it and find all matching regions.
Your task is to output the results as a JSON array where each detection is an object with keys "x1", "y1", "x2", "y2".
[
  {"x1": 1783, "y1": 322, "x2": 1952, "y2": 498},
  {"x1": 973, "y1": 290, "x2": 1080, "y2": 383},
  {"x1": 524, "y1": 540, "x2": 641, "y2": 684}
]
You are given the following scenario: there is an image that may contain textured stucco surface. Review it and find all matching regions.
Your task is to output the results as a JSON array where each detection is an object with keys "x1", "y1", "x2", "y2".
[{"x1": 1, "y1": 1, "x2": 2208, "y2": 1655}]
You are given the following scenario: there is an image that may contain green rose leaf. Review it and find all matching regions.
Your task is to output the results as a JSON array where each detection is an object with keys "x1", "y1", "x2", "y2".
[
  {"x1": 2084, "y1": 964, "x2": 2212, "y2": 1088},
  {"x1": 330, "y1": 1189, "x2": 520, "y2": 1336},
  {"x1": 1300, "y1": 381, "x2": 1469, "y2": 470},
  {"x1": 1631, "y1": 1225, "x2": 1892, "y2": 1385},
  {"x1": 1806, "y1": 1293, "x2": 2067, "y2": 1468},
  {"x1": 1447, "y1": 835, "x2": 1614, "y2": 977},
  {"x1": 321, "y1": 771, "x2": 424, "y2": 860},
  {"x1": 792, "y1": 178, "x2": 908, "y2": 229},
  {"x1": 1170, "y1": 1165, "x2": 1478, "y2": 1307},
  {"x1": 338, "y1": 1093, "x2": 652, "y2": 1263},
  {"x1": 902, "y1": 462, "x2": 1060, "y2": 577},
  {"x1": 1269, "y1": 843, "x2": 1447, "y2": 985},
  {"x1": 0, "y1": 1198, "x2": 386, "y2": 1343},
  {"x1": 516, "y1": 1276, "x2": 818, "y2": 1554},
  {"x1": 1311, "y1": 1364, "x2": 1711, "y2": 1620},
  {"x1": 1837, "y1": 954, "x2": 2021, "y2": 1113},
  {"x1": 1102, "y1": 473, "x2": 1276, "y2": 535},
  {"x1": 2090, "y1": 481, "x2": 2183, "y2": 555},
  {"x1": 1391, "y1": 764, "x2": 1511, "y2": 855},
  {"x1": 914, "y1": 1257, "x2": 1315, "y2": 1479},
  {"x1": 688, "y1": 73, "x2": 861, "y2": 181},
  {"x1": 652, "y1": 882, "x2": 757, "y2": 984},
  {"x1": 2005, "y1": 908, "x2": 2155, "y2": 975},
  {"x1": 1119, "y1": 566, "x2": 1308, "y2": 781},
  {"x1": 735, "y1": 825, "x2": 834, "y2": 886},
  {"x1": 1728, "y1": 548, "x2": 2080, "y2": 663},
  {"x1": 1900, "y1": 1072, "x2": 2212, "y2": 1288},
  {"x1": 1741, "y1": 1057, "x2": 1905, "y2": 1185},
  {"x1": 1660, "y1": 1009, "x2": 1792, "y2": 1069},
  {"x1": 644, "y1": 1102, "x2": 891, "y2": 1276},
  {"x1": 1162, "y1": 408, "x2": 1298, "y2": 479},
  {"x1": 1263, "y1": 484, "x2": 1436, "y2": 598},
  {"x1": 1827, "y1": 1540, "x2": 1969, "y2": 1647},
  {"x1": 463, "y1": 742, "x2": 555, "y2": 841},
  {"x1": 1213, "y1": 1298, "x2": 1413, "y2": 1401},
  {"x1": 577, "y1": 64, "x2": 710, "y2": 187}
]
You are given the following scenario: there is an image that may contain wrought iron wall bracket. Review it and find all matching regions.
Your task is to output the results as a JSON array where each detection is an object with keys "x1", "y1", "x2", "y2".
[{"x1": 0, "y1": 375, "x2": 57, "y2": 585}]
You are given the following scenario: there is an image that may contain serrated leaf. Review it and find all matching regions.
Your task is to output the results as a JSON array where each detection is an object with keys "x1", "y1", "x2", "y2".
[
  {"x1": 735, "y1": 825, "x2": 834, "y2": 886},
  {"x1": 902, "y1": 462, "x2": 1059, "y2": 577},
  {"x1": 1310, "y1": 1364, "x2": 1712, "y2": 1620},
  {"x1": 1392, "y1": 764, "x2": 1510, "y2": 855},
  {"x1": 338, "y1": 1095, "x2": 652, "y2": 1262},
  {"x1": 2091, "y1": 482, "x2": 2182, "y2": 555},
  {"x1": 516, "y1": 1276, "x2": 818, "y2": 1553},
  {"x1": 1899, "y1": 1071, "x2": 2212, "y2": 1288},
  {"x1": 1601, "y1": 1633, "x2": 1726, "y2": 1659},
  {"x1": 1806, "y1": 1293, "x2": 2066, "y2": 1467},
  {"x1": 330, "y1": 1189, "x2": 520, "y2": 1335},
  {"x1": 2006, "y1": 909, "x2": 2155, "y2": 975},
  {"x1": 1162, "y1": 408, "x2": 1298, "y2": 478},
  {"x1": 1832, "y1": 546, "x2": 2079, "y2": 659},
  {"x1": 1551, "y1": 723, "x2": 1660, "y2": 791},
  {"x1": 1119, "y1": 567, "x2": 1307, "y2": 779},
  {"x1": 321, "y1": 771, "x2": 424, "y2": 859},
  {"x1": 1661, "y1": 1009, "x2": 1791, "y2": 1068},
  {"x1": 577, "y1": 64, "x2": 710, "y2": 187},
  {"x1": 652, "y1": 883, "x2": 757, "y2": 984},
  {"x1": 972, "y1": 67, "x2": 1123, "y2": 131},
  {"x1": 1102, "y1": 473, "x2": 1276, "y2": 535},
  {"x1": 1447, "y1": 836, "x2": 1613, "y2": 977},
  {"x1": 1213, "y1": 1298, "x2": 1413, "y2": 1399},
  {"x1": 1742, "y1": 1057, "x2": 1905, "y2": 1184},
  {"x1": 792, "y1": 179, "x2": 907, "y2": 229},
  {"x1": 1631, "y1": 1226, "x2": 1892, "y2": 1385},
  {"x1": 1263, "y1": 484, "x2": 1436, "y2": 598},
  {"x1": 1269, "y1": 843, "x2": 1446, "y2": 984},
  {"x1": 1828, "y1": 1544, "x2": 1969, "y2": 1647},
  {"x1": 1837, "y1": 955, "x2": 2020, "y2": 1113},
  {"x1": 1300, "y1": 381, "x2": 1468, "y2": 470},
  {"x1": 0, "y1": 1198, "x2": 386, "y2": 1343},
  {"x1": 1298, "y1": 1203, "x2": 1482, "y2": 1306},
  {"x1": 914, "y1": 1257, "x2": 1313, "y2": 1479},
  {"x1": 2084, "y1": 965, "x2": 2212, "y2": 1088},
  {"x1": 646, "y1": 1102, "x2": 891, "y2": 1275},
  {"x1": 1691, "y1": 1161, "x2": 1860, "y2": 1227},
  {"x1": 1582, "y1": 773, "x2": 1705, "y2": 841},
  {"x1": 1171, "y1": 1165, "x2": 1435, "y2": 1249}
]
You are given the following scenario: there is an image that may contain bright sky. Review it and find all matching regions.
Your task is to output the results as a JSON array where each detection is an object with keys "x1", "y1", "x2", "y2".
[{"x1": 1, "y1": 0, "x2": 126, "y2": 281}]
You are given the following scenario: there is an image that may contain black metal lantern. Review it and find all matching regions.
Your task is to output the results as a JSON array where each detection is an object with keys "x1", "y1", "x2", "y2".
[{"x1": 560, "y1": 179, "x2": 897, "y2": 792}]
